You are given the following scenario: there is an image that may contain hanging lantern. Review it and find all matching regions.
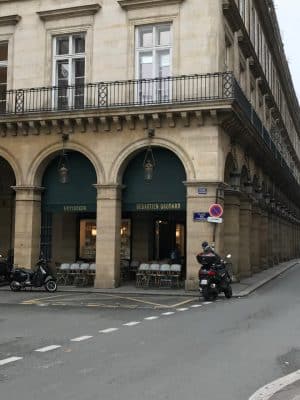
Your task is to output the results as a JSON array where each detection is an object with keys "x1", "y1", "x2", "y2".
[
  {"x1": 58, "y1": 162, "x2": 69, "y2": 184},
  {"x1": 143, "y1": 146, "x2": 156, "y2": 182},
  {"x1": 57, "y1": 134, "x2": 70, "y2": 184}
]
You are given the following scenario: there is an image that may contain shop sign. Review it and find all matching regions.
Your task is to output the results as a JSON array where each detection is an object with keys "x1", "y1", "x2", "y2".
[
  {"x1": 197, "y1": 187, "x2": 207, "y2": 195},
  {"x1": 136, "y1": 202, "x2": 182, "y2": 211},
  {"x1": 193, "y1": 212, "x2": 209, "y2": 221},
  {"x1": 63, "y1": 205, "x2": 88, "y2": 212}
]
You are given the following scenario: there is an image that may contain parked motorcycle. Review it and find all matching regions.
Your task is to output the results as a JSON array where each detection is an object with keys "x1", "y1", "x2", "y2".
[
  {"x1": 9, "y1": 257, "x2": 57, "y2": 292},
  {"x1": 0, "y1": 254, "x2": 13, "y2": 283},
  {"x1": 197, "y1": 252, "x2": 233, "y2": 301}
]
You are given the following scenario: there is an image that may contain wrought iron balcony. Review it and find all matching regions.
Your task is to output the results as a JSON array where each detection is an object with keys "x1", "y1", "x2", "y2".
[{"x1": 0, "y1": 72, "x2": 234, "y2": 115}]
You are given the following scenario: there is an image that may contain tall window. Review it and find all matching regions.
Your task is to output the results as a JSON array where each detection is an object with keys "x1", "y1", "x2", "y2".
[
  {"x1": 0, "y1": 43, "x2": 8, "y2": 114},
  {"x1": 53, "y1": 33, "x2": 85, "y2": 109},
  {"x1": 135, "y1": 24, "x2": 172, "y2": 103}
]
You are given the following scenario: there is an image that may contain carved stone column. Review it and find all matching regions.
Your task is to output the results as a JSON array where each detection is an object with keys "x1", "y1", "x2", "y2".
[
  {"x1": 239, "y1": 195, "x2": 252, "y2": 278},
  {"x1": 94, "y1": 184, "x2": 122, "y2": 289},
  {"x1": 185, "y1": 181, "x2": 224, "y2": 290},
  {"x1": 12, "y1": 186, "x2": 43, "y2": 269}
]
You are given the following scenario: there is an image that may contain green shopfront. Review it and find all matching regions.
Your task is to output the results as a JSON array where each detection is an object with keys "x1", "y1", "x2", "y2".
[
  {"x1": 121, "y1": 148, "x2": 187, "y2": 277},
  {"x1": 41, "y1": 151, "x2": 97, "y2": 264}
]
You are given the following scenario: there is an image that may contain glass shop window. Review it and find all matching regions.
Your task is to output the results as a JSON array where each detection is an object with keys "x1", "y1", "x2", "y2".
[{"x1": 79, "y1": 219, "x2": 96, "y2": 260}]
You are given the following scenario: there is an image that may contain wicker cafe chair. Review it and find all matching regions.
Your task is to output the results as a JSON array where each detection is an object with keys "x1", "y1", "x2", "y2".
[
  {"x1": 68, "y1": 263, "x2": 81, "y2": 285},
  {"x1": 56, "y1": 263, "x2": 70, "y2": 285},
  {"x1": 159, "y1": 264, "x2": 172, "y2": 288},
  {"x1": 170, "y1": 264, "x2": 182, "y2": 288},
  {"x1": 75, "y1": 263, "x2": 90, "y2": 286},
  {"x1": 148, "y1": 263, "x2": 160, "y2": 287},
  {"x1": 87, "y1": 263, "x2": 96, "y2": 286},
  {"x1": 135, "y1": 263, "x2": 149, "y2": 287}
]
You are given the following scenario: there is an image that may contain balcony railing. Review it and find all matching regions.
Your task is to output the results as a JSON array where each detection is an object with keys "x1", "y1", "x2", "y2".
[{"x1": 0, "y1": 72, "x2": 234, "y2": 115}]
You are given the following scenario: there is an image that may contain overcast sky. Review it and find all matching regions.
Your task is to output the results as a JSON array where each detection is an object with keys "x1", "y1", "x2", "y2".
[{"x1": 274, "y1": 0, "x2": 300, "y2": 101}]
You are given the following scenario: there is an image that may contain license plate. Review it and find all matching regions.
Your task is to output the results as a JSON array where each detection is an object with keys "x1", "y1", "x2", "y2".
[{"x1": 200, "y1": 279, "x2": 208, "y2": 285}]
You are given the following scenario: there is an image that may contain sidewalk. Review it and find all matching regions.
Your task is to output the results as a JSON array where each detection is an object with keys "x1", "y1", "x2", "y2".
[{"x1": 35, "y1": 258, "x2": 299, "y2": 297}]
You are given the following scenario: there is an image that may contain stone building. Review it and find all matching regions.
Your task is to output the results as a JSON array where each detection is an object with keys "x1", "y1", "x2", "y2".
[{"x1": 0, "y1": 0, "x2": 299, "y2": 289}]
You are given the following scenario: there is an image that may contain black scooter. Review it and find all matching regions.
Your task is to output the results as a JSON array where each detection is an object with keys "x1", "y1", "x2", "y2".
[
  {"x1": 9, "y1": 258, "x2": 57, "y2": 292},
  {"x1": 0, "y1": 254, "x2": 13, "y2": 283},
  {"x1": 197, "y1": 253, "x2": 233, "y2": 301}
]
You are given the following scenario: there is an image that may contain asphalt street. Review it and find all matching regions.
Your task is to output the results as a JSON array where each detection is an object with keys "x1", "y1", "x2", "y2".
[{"x1": 0, "y1": 264, "x2": 300, "y2": 400}]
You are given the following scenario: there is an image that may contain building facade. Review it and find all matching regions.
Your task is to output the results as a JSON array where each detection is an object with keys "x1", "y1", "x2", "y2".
[{"x1": 0, "y1": 0, "x2": 300, "y2": 289}]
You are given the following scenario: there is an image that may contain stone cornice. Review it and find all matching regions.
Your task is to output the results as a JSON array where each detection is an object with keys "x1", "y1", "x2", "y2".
[
  {"x1": 37, "y1": 4, "x2": 101, "y2": 22},
  {"x1": 0, "y1": 15, "x2": 21, "y2": 26},
  {"x1": 118, "y1": 0, "x2": 185, "y2": 10}
]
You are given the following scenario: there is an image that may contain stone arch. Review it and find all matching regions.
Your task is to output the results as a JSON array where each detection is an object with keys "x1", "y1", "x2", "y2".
[
  {"x1": 224, "y1": 152, "x2": 236, "y2": 185},
  {"x1": 0, "y1": 146, "x2": 23, "y2": 185},
  {"x1": 108, "y1": 138, "x2": 196, "y2": 184},
  {"x1": 26, "y1": 141, "x2": 105, "y2": 186}
]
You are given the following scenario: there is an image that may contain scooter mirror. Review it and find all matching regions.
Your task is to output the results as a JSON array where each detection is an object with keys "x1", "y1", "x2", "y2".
[{"x1": 226, "y1": 254, "x2": 232, "y2": 259}]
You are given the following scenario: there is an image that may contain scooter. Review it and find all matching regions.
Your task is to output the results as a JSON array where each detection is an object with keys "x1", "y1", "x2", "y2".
[
  {"x1": 9, "y1": 257, "x2": 57, "y2": 293},
  {"x1": 198, "y1": 254, "x2": 233, "y2": 301},
  {"x1": 0, "y1": 254, "x2": 13, "y2": 283}
]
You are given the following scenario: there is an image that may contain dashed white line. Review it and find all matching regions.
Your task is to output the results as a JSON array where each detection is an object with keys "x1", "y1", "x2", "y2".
[
  {"x1": 70, "y1": 335, "x2": 93, "y2": 342},
  {"x1": 123, "y1": 321, "x2": 140, "y2": 326},
  {"x1": 99, "y1": 328, "x2": 119, "y2": 334},
  {"x1": 0, "y1": 356, "x2": 23, "y2": 366},
  {"x1": 144, "y1": 316, "x2": 159, "y2": 320},
  {"x1": 161, "y1": 311, "x2": 175, "y2": 316},
  {"x1": 176, "y1": 307, "x2": 189, "y2": 312},
  {"x1": 190, "y1": 304, "x2": 202, "y2": 308},
  {"x1": 203, "y1": 302, "x2": 212, "y2": 305},
  {"x1": 35, "y1": 345, "x2": 62, "y2": 353}
]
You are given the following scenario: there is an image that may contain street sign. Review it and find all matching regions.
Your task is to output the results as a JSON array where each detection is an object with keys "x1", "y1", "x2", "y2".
[
  {"x1": 208, "y1": 203, "x2": 223, "y2": 218},
  {"x1": 197, "y1": 187, "x2": 207, "y2": 195},
  {"x1": 207, "y1": 216, "x2": 223, "y2": 224},
  {"x1": 193, "y1": 212, "x2": 209, "y2": 222}
]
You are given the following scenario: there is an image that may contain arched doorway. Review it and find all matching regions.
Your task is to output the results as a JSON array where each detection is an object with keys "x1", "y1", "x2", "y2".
[
  {"x1": 121, "y1": 147, "x2": 187, "y2": 280},
  {"x1": 0, "y1": 157, "x2": 15, "y2": 261},
  {"x1": 41, "y1": 151, "x2": 97, "y2": 266}
]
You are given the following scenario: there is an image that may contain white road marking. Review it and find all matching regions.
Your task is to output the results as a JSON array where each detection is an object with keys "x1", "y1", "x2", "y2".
[
  {"x1": 70, "y1": 335, "x2": 93, "y2": 342},
  {"x1": 249, "y1": 369, "x2": 300, "y2": 400},
  {"x1": 123, "y1": 321, "x2": 140, "y2": 326},
  {"x1": 99, "y1": 328, "x2": 119, "y2": 334},
  {"x1": 176, "y1": 307, "x2": 189, "y2": 311},
  {"x1": 203, "y1": 302, "x2": 212, "y2": 305},
  {"x1": 0, "y1": 356, "x2": 23, "y2": 366},
  {"x1": 190, "y1": 304, "x2": 202, "y2": 308},
  {"x1": 144, "y1": 316, "x2": 159, "y2": 320},
  {"x1": 35, "y1": 345, "x2": 62, "y2": 353},
  {"x1": 161, "y1": 311, "x2": 175, "y2": 316}
]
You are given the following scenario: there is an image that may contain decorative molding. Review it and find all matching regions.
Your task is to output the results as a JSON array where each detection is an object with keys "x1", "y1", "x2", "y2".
[
  {"x1": 118, "y1": 0, "x2": 185, "y2": 11},
  {"x1": 37, "y1": 4, "x2": 101, "y2": 22},
  {"x1": 0, "y1": 15, "x2": 21, "y2": 26}
]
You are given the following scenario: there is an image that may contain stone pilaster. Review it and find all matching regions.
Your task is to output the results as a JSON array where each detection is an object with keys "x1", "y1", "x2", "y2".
[
  {"x1": 12, "y1": 186, "x2": 43, "y2": 269},
  {"x1": 185, "y1": 181, "x2": 224, "y2": 290},
  {"x1": 250, "y1": 204, "x2": 260, "y2": 273},
  {"x1": 239, "y1": 196, "x2": 252, "y2": 278},
  {"x1": 223, "y1": 189, "x2": 240, "y2": 280},
  {"x1": 259, "y1": 209, "x2": 269, "y2": 269},
  {"x1": 94, "y1": 184, "x2": 122, "y2": 289}
]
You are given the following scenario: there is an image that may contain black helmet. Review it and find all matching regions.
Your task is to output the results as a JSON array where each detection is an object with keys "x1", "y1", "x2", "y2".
[{"x1": 201, "y1": 241, "x2": 209, "y2": 249}]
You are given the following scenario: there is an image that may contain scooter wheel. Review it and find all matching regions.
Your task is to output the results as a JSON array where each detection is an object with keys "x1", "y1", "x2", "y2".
[
  {"x1": 10, "y1": 281, "x2": 21, "y2": 292},
  {"x1": 45, "y1": 280, "x2": 57, "y2": 293},
  {"x1": 202, "y1": 287, "x2": 217, "y2": 301},
  {"x1": 224, "y1": 286, "x2": 233, "y2": 299}
]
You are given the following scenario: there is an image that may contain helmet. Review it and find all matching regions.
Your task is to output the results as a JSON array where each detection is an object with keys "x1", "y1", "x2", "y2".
[{"x1": 201, "y1": 241, "x2": 209, "y2": 249}]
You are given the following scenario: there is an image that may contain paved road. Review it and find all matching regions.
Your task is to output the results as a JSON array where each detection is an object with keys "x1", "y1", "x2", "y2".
[{"x1": 0, "y1": 264, "x2": 299, "y2": 400}]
